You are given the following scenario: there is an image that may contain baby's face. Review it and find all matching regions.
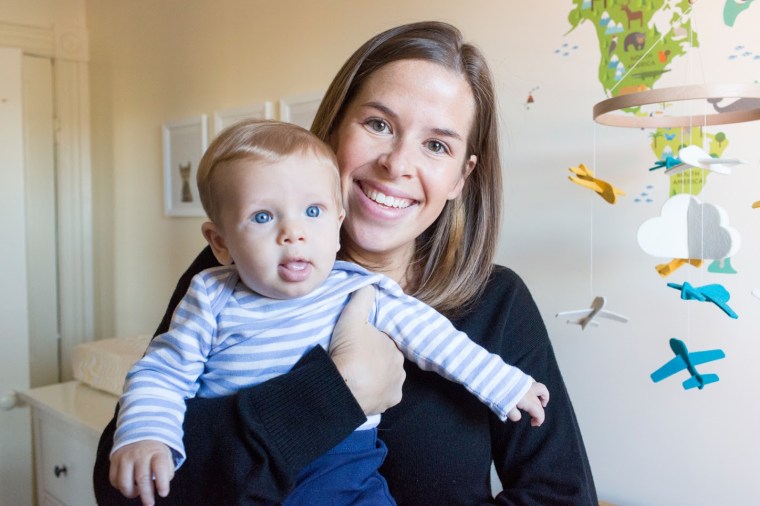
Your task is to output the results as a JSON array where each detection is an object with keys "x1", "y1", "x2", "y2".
[{"x1": 214, "y1": 153, "x2": 344, "y2": 299}]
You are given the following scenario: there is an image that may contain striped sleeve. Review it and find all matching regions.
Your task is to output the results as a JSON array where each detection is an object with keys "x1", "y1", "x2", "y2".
[
  {"x1": 373, "y1": 277, "x2": 533, "y2": 421},
  {"x1": 112, "y1": 269, "x2": 223, "y2": 467}
]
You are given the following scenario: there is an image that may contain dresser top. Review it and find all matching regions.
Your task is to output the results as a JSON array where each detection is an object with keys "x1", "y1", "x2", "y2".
[{"x1": 21, "y1": 381, "x2": 117, "y2": 435}]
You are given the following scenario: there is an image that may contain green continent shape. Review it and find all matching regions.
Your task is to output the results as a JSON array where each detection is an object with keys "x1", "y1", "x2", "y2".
[
  {"x1": 647, "y1": 127, "x2": 730, "y2": 196},
  {"x1": 568, "y1": 0, "x2": 698, "y2": 112}
]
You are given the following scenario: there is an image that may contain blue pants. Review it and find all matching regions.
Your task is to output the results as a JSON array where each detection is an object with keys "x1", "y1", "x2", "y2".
[{"x1": 282, "y1": 428, "x2": 396, "y2": 505}]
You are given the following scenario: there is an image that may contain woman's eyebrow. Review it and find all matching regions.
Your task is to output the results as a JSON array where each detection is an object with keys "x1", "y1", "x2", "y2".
[
  {"x1": 362, "y1": 101, "x2": 463, "y2": 141},
  {"x1": 362, "y1": 101, "x2": 397, "y2": 119},
  {"x1": 430, "y1": 127, "x2": 463, "y2": 141}
]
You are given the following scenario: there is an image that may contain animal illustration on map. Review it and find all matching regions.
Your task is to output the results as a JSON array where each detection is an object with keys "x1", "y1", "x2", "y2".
[
  {"x1": 621, "y1": 5, "x2": 644, "y2": 28},
  {"x1": 707, "y1": 97, "x2": 760, "y2": 114},
  {"x1": 624, "y1": 32, "x2": 645, "y2": 51},
  {"x1": 724, "y1": 0, "x2": 756, "y2": 27}
]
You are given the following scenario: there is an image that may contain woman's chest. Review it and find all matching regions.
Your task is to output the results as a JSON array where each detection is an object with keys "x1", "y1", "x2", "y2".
[{"x1": 378, "y1": 363, "x2": 495, "y2": 505}]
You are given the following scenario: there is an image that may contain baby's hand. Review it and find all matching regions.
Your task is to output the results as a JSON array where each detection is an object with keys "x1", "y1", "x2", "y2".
[
  {"x1": 507, "y1": 381, "x2": 550, "y2": 427},
  {"x1": 109, "y1": 440, "x2": 174, "y2": 506}
]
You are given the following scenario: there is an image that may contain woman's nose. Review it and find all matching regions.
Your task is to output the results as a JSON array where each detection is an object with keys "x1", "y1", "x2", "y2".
[{"x1": 379, "y1": 139, "x2": 414, "y2": 179}]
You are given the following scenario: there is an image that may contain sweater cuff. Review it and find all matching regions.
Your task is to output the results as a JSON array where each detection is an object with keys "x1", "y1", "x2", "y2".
[{"x1": 236, "y1": 345, "x2": 367, "y2": 474}]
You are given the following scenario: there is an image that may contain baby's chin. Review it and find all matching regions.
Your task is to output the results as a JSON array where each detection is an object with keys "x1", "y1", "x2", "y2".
[{"x1": 256, "y1": 274, "x2": 330, "y2": 300}]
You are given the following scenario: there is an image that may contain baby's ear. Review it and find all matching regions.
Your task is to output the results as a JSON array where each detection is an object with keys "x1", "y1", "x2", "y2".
[
  {"x1": 201, "y1": 222, "x2": 233, "y2": 265},
  {"x1": 336, "y1": 208, "x2": 345, "y2": 252}
]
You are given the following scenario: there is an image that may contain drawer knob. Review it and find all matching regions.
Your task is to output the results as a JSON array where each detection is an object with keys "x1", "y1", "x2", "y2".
[{"x1": 54, "y1": 465, "x2": 67, "y2": 478}]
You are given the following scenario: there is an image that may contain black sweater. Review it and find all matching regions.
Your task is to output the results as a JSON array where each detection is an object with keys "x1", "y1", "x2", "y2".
[{"x1": 94, "y1": 246, "x2": 597, "y2": 505}]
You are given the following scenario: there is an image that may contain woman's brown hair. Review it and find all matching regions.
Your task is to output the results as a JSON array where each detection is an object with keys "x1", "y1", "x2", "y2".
[{"x1": 311, "y1": 21, "x2": 502, "y2": 318}]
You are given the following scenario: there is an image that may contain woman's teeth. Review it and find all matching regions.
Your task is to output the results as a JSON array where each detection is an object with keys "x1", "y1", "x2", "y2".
[{"x1": 363, "y1": 186, "x2": 412, "y2": 209}]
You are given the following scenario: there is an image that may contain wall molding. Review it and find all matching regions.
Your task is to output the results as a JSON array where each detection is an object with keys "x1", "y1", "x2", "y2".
[{"x1": 0, "y1": 21, "x2": 53, "y2": 57}]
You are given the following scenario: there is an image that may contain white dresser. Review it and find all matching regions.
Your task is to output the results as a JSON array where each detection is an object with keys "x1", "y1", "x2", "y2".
[{"x1": 21, "y1": 381, "x2": 118, "y2": 506}]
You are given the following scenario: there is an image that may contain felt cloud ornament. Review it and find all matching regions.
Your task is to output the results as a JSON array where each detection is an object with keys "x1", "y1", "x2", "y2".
[{"x1": 637, "y1": 194, "x2": 741, "y2": 259}]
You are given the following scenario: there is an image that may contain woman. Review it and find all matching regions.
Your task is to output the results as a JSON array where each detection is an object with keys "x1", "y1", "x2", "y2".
[{"x1": 95, "y1": 21, "x2": 597, "y2": 505}]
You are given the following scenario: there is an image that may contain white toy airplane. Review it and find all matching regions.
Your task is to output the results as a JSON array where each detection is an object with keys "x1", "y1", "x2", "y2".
[
  {"x1": 555, "y1": 296, "x2": 629, "y2": 330},
  {"x1": 664, "y1": 145, "x2": 747, "y2": 176}
]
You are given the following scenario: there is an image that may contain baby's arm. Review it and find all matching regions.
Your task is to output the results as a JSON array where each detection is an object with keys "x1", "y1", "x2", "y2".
[
  {"x1": 373, "y1": 278, "x2": 548, "y2": 423},
  {"x1": 109, "y1": 440, "x2": 174, "y2": 506},
  {"x1": 111, "y1": 271, "x2": 220, "y2": 501}
]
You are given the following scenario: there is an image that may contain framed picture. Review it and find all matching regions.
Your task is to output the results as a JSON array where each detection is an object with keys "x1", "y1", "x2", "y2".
[
  {"x1": 279, "y1": 91, "x2": 324, "y2": 129},
  {"x1": 162, "y1": 115, "x2": 208, "y2": 217},
  {"x1": 213, "y1": 102, "x2": 274, "y2": 136}
]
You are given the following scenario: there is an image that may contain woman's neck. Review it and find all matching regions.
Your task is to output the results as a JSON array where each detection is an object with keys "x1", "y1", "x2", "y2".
[{"x1": 339, "y1": 241, "x2": 415, "y2": 289}]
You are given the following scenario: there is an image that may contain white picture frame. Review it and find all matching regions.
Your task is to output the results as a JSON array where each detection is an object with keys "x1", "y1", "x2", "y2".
[
  {"x1": 213, "y1": 102, "x2": 274, "y2": 136},
  {"x1": 279, "y1": 91, "x2": 324, "y2": 129},
  {"x1": 162, "y1": 115, "x2": 208, "y2": 217}
]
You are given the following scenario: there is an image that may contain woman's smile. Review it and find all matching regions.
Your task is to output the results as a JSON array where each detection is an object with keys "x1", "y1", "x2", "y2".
[{"x1": 359, "y1": 182, "x2": 414, "y2": 209}]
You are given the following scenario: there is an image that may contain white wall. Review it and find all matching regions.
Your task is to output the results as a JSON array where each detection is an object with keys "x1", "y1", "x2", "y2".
[
  {"x1": 86, "y1": 1, "x2": 760, "y2": 504},
  {"x1": 499, "y1": 4, "x2": 760, "y2": 506}
]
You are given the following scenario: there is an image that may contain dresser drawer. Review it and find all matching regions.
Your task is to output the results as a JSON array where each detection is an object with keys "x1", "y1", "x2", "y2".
[
  {"x1": 22, "y1": 381, "x2": 118, "y2": 506},
  {"x1": 35, "y1": 411, "x2": 98, "y2": 506}
]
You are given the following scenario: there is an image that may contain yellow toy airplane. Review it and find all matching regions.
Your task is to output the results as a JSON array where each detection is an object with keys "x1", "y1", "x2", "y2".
[{"x1": 568, "y1": 164, "x2": 626, "y2": 204}]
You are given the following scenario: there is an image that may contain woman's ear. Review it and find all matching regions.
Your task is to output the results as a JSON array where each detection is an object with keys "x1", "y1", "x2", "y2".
[
  {"x1": 464, "y1": 154, "x2": 477, "y2": 178},
  {"x1": 202, "y1": 221, "x2": 233, "y2": 265},
  {"x1": 447, "y1": 154, "x2": 477, "y2": 200}
]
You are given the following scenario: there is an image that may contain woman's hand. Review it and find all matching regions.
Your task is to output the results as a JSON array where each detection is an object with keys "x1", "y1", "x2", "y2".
[{"x1": 330, "y1": 285, "x2": 406, "y2": 415}]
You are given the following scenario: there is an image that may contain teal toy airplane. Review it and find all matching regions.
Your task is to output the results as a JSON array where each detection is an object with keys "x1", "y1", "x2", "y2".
[
  {"x1": 666, "y1": 281, "x2": 738, "y2": 319},
  {"x1": 651, "y1": 338, "x2": 726, "y2": 390}
]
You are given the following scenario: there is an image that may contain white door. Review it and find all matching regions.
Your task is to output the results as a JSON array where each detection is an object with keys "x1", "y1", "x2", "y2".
[
  {"x1": 23, "y1": 54, "x2": 59, "y2": 388},
  {"x1": 0, "y1": 46, "x2": 33, "y2": 506}
]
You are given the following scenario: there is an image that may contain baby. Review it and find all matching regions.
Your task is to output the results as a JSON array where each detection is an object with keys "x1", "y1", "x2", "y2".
[{"x1": 110, "y1": 119, "x2": 549, "y2": 505}]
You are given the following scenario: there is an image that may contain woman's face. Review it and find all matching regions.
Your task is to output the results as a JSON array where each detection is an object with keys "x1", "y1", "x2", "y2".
[{"x1": 332, "y1": 59, "x2": 477, "y2": 280}]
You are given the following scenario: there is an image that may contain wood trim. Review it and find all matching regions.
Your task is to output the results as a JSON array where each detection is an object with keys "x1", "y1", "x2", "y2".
[{"x1": 55, "y1": 60, "x2": 94, "y2": 380}]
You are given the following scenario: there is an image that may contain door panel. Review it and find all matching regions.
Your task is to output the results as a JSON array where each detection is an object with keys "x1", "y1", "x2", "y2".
[
  {"x1": 0, "y1": 45, "x2": 33, "y2": 506},
  {"x1": 23, "y1": 54, "x2": 59, "y2": 388}
]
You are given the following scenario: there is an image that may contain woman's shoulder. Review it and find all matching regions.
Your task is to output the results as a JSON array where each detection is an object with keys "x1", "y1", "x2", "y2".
[
  {"x1": 488, "y1": 263, "x2": 523, "y2": 283},
  {"x1": 478, "y1": 264, "x2": 533, "y2": 305},
  {"x1": 455, "y1": 264, "x2": 548, "y2": 355}
]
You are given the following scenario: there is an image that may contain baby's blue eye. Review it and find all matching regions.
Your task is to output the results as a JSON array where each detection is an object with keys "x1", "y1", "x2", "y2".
[
  {"x1": 253, "y1": 211, "x2": 272, "y2": 223},
  {"x1": 306, "y1": 205, "x2": 321, "y2": 218}
]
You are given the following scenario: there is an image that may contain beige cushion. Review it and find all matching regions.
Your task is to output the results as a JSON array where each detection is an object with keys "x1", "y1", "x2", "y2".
[{"x1": 71, "y1": 335, "x2": 151, "y2": 396}]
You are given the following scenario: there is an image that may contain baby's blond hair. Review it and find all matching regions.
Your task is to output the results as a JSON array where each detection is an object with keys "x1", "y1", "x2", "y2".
[{"x1": 197, "y1": 119, "x2": 341, "y2": 223}]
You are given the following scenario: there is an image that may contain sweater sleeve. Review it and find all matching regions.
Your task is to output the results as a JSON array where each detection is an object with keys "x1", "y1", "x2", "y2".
[
  {"x1": 93, "y1": 246, "x2": 367, "y2": 505},
  {"x1": 488, "y1": 269, "x2": 598, "y2": 505}
]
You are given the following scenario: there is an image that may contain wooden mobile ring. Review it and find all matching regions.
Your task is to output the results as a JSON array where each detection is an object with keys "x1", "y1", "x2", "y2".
[{"x1": 593, "y1": 83, "x2": 760, "y2": 128}]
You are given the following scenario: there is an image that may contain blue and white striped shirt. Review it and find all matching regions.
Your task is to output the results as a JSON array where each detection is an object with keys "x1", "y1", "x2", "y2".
[{"x1": 113, "y1": 261, "x2": 532, "y2": 466}]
